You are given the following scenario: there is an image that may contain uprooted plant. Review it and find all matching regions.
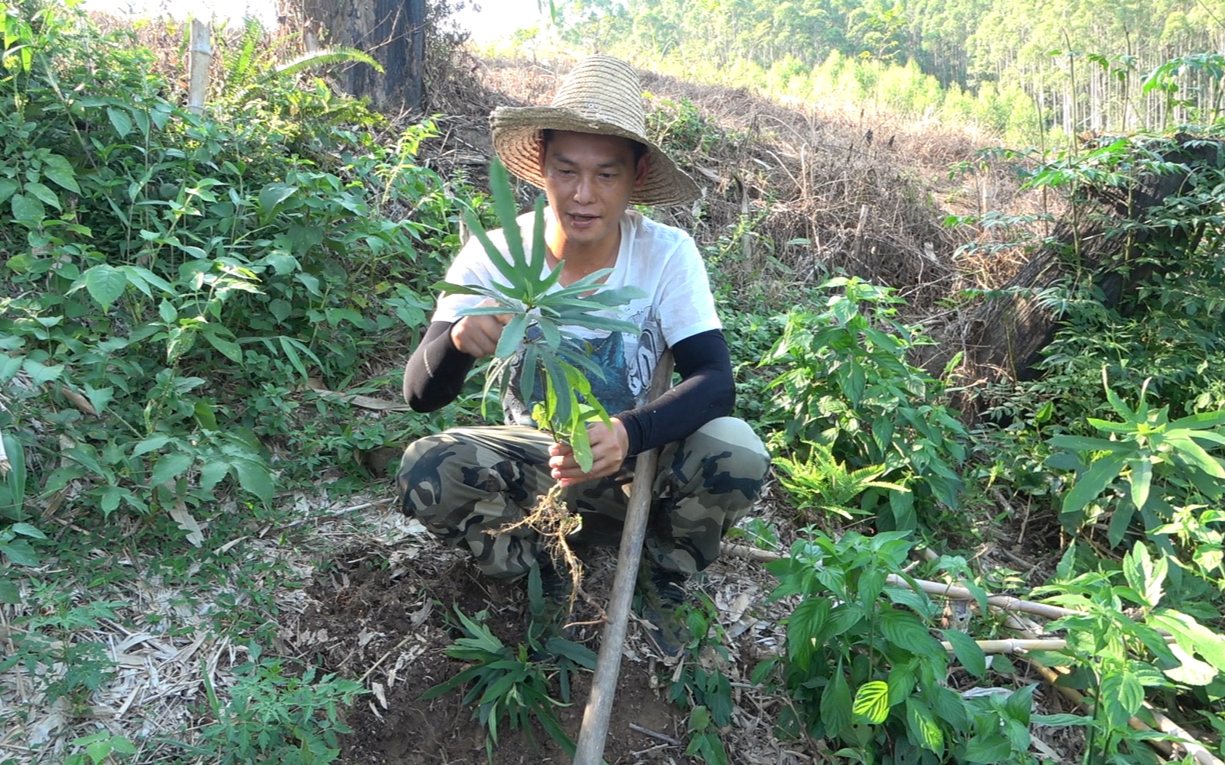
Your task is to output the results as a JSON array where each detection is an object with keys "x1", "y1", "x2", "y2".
[{"x1": 438, "y1": 158, "x2": 644, "y2": 610}]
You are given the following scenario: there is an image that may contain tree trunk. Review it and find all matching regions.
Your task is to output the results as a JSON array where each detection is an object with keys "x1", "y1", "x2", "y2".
[
  {"x1": 302, "y1": 0, "x2": 427, "y2": 113},
  {"x1": 925, "y1": 136, "x2": 1222, "y2": 415}
]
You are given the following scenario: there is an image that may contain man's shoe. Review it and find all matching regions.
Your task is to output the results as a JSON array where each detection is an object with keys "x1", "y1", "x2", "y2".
[{"x1": 638, "y1": 562, "x2": 691, "y2": 658}]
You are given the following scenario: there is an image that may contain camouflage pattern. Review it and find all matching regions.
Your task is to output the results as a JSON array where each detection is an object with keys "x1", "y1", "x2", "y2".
[{"x1": 396, "y1": 417, "x2": 770, "y2": 579}]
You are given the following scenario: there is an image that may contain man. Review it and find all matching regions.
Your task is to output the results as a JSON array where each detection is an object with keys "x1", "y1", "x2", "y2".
[{"x1": 397, "y1": 55, "x2": 769, "y2": 654}]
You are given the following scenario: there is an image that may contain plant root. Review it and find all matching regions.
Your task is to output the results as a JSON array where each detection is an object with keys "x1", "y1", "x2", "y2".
[{"x1": 495, "y1": 481, "x2": 586, "y2": 617}]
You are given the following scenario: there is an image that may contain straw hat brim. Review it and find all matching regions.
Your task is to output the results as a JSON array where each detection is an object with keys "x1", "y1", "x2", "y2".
[{"x1": 492, "y1": 106, "x2": 701, "y2": 208}]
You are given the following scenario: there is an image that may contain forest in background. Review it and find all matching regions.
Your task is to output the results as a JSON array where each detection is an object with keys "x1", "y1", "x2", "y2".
[{"x1": 540, "y1": 0, "x2": 1225, "y2": 141}]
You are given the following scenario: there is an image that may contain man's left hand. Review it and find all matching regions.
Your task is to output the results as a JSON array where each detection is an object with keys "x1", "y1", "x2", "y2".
[{"x1": 549, "y1": 418, "x2": 629, "y2": 487}]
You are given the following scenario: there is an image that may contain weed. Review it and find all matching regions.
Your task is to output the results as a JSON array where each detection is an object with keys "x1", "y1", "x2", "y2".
[
  {"x1": 199, "y1": 645, "x2": 365, "y2": 765},
  {"x1": 422, "y1": 607, "x2": 595, "y2": 761}
]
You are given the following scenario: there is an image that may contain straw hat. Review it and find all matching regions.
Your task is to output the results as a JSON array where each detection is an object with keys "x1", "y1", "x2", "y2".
[{"x1": 491, "y1": 56, "x2": 700, "y2": 207}]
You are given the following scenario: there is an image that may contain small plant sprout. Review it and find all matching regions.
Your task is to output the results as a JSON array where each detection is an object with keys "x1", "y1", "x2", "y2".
[{"x1": 437, "y1": 158, "x2": 644, "y2": 605}]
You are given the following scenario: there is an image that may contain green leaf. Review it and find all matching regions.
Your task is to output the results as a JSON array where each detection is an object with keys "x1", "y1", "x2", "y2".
[
  {"x1": 943, "y1": 629, "x2": 987, "y2": 678},
  {"x1": 151, "y1": 452, "x2": 194, "y2": 485},
  {"x1": 1061, "y1": 454, "x2": 1126, "y2": 516},
  {"x1": 879, "y1": 609, "x2": 944, "y2": 660},
  {"x1": 79, "y1": 264, "x2": 128, "y2": 310},
  {"x1": 10, "y1": 192, "x2": 44, "y2": 223},
  {"x1": 41, "y1": 154, "x2": 80, "y2": 193},
  {"x1": 1098, "y1": 671, "x2": 1144, "y2": 726},
  {"x1": 851, "y1": 680, "x2": 889, "y2": 724},
  {"x1": 489, "y1": 159, "x2": 527, "y2": 269},
  {"x1": 1150, "y1": 610, "x2": 1225, "y2": 670},
  {"x1": 107, "y1": 106, "x2": 133, "y2": 138},
  {"x1": 22, "y1": 358, "x2": 64, "y2": 385},
  {"x1": 2, "y1": 538, "x2": 39, "y2": 567},
  {"x1": 10, "y1": 523, "x2": 46, "y2": 539},
  {"x1": 232, "y1": 458, "x2": 274, "y2": 502},
  {"x1": 203, "y1": 329, "x2": 243, "y2": 363},
  {"x1": 0, "y1": 579, "x2": 19, "y2": 604},
  {"x1": 24, "y1": 181, "x2": 60, "y2": 211},
  {"x1": 905, "y1": 698, "x2": 944, "y2": 755},
  {"x1": 1122, "y1": 542, "x2": 1164, "y2": 609},
  {"x1": 0, "y1": 178, "x2": 17, "y2": 204},
  {"x1": 786, "y1": 597, "x2": 829, "y2": 670},
  {"x1": 1167, "y1": 435, "x2": 1225, "y2": 478},
  {"x1": 496, "y1": 312, "x2": 529, "y2": 360},
  {"x1": 1129, "y1": 458, "x2": 1153, "y2": 509},
  {"x1": 963, "y1": 731, "x2": 1012, "y2": 763},
  {"x1": 258, "y1": 183, "x2": 299, "y2": 215},
  {"x1": 820, "y1": 670, "x2": 852, "y2": 737},
  {"x1": 1048, "y1": 434, "x2": 1119, "y2": 452}
]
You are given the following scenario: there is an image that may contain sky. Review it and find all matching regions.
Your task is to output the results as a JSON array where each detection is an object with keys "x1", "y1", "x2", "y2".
[{"x1": 82, "y1": 0, "x2": 543, "y2": 42}]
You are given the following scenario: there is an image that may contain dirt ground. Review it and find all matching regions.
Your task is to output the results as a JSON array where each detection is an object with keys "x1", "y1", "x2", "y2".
[{"x1": 293, "y1": 507, "x2": 805, "y2": 765}]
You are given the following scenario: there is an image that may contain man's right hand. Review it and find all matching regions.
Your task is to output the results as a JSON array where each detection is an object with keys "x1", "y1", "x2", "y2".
[{"x1": 449, "y1": 301, "x2": 511, "y2": 358}]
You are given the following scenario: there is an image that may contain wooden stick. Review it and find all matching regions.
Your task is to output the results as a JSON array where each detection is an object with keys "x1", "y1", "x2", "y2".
[
  {"x1": 721, "y1": 542, "x2": 1080, "y2": 621},
  {"x1": 944, "y1": 638, "x2": 1067, "y2": 654},
  {"x1": 574, "y1": 353, "x2": 674, "y2": 765}
]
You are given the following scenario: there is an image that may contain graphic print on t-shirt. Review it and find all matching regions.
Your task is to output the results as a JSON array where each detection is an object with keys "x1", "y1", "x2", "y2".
[{"x1": 504, "y1": 304, "x2": 663, "y2": 426}]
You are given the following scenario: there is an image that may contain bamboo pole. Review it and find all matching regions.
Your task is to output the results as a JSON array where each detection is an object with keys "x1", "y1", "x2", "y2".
[
  {"x1": 574, "y1": 352, "x2": 675, "y2": 765},
  {"x1": 721, "y1": 543, "x2": 1081, "y2": 621},
  {"x1": 187, "y1": 20, "x2": 211, "y2": 116}
]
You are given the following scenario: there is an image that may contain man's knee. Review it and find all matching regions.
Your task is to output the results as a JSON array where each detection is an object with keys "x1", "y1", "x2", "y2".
[{"x1": 667, "y1": 417, "x2": 770, "y2": 505}]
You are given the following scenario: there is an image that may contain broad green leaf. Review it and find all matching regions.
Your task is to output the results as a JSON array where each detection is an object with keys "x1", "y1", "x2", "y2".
[
  {"x1": 879, "y1": 609, "x2": 944, "y2": 661},
  {"x1": 41, "y1": 154, "x2": 80, "y2": 193},
  {"x1": 1098, "y1": 671, "x2": 1144, "y2": 726},
  {"x1": 0, "y1": 179, "x2": 17, "y2": 204},
  {"x1": 203, "y1": 329, "x2": 243, "y2": 363},
  {"x1": 107, "y1": 106, "x2": 133, "y2": 138},
  {"x1": 22, "y1": 358, "x2": 64, "y2": 385},
  {"x1": 258, "y1": 183, "x2": 298, "y2": 215},
  {"x1": 1164, "y1": 643, "x2": 1218, "y2": 686},
  {"x1": 851, "y1": 680, "x2": 889, "y2": 724},
  {"x1": 23, "y1": 181, "x2": 60, "y2": 211},
  {"x1": 80, "y1": 264, "x2": 128, "y2": 310},
  {"x1": 1061, "y1": 454, "x2": 1126, "y2": 516},
  {"x1": 151, "y1": 452, "x2": 194, "y2": 485},
  {"x1": 905, "y1": 698, "x2": 944, "y2": 755},
  {"x1": 199, "y1": 460, "x2": 229, "y2": 492},
  {"x1": 1167, "y1": 435, "x2": 1225, "y2": 478},
  {"x1": 232, "y1": 458, "x2": 274, "y2": 502},
  {"x1": 0, "y1": 579, "x2": 19, "y2": 604},
  {"x1": 820, "y1": 670, "x2": 852, "y2": 738},
  {"x1": 943, "y1": 629, "x2": 987, "y2": 678},
  {"x1": 1150, "y1": 610, "x2": 1225, "y2": 670},
  {"x1": 1123, "y1": 542, "x2": 1164, "y2": 608},
  {"x1": 786, "y1": 597, "x2": 829, "y2": 670},
  {"x1": 2, "y1": 539, "x2": 39, "y2": 567},
  {"x1": 83, "y1": 384, "x2": 114, "y2": 416},
  {"x1": 133, "y1": 434, "x2": 174, "y2": 456},
  {"x1": 10, "y1": 192, "x2": 44, "y2": 223},
  {"x1": 9, "y1": 523, "x2": 46, "y2": 539},
  {"x1": 963, "y1": 731, "x2": 1012, "y2": 763}
]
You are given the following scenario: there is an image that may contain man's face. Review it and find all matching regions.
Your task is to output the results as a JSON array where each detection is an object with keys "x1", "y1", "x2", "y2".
[{"x1": 540, "y1": 130, "x2": 648, "y2": 250}]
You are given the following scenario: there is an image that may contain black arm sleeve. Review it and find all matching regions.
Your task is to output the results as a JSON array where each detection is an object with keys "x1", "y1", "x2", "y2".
[
  {"x1": 402, "y1": 321, "x2": 476, "y2": 412},
  {"x1": 616, "y1": 329, "x2": 735, "y2": 456}
]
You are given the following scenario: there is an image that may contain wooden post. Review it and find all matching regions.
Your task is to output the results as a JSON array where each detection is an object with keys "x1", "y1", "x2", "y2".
[
  {"x1": 187, "y1": 20, "x2": 211, "y2": 115},
  {"x1": 573, "y1": 352, "x2": 674, "y2": 765}
]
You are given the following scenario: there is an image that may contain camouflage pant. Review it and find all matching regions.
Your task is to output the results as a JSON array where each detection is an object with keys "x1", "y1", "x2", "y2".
[{"x1": 396, "y1": 417, "x2": 770, "y2": 579}]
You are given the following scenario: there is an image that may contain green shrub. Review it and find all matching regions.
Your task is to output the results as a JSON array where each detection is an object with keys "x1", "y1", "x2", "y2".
[
  {"x1": 762, "y1": 277, "x2": 968, "y2": 530},
  {"x1": 0, "y1": 3, "x2": 466, "y2": 529}
]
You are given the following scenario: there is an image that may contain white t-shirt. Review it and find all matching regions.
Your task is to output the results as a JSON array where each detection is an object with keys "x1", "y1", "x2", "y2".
[{"x1": 433, "y1": 208, "x2": 721, "y2": 424}]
